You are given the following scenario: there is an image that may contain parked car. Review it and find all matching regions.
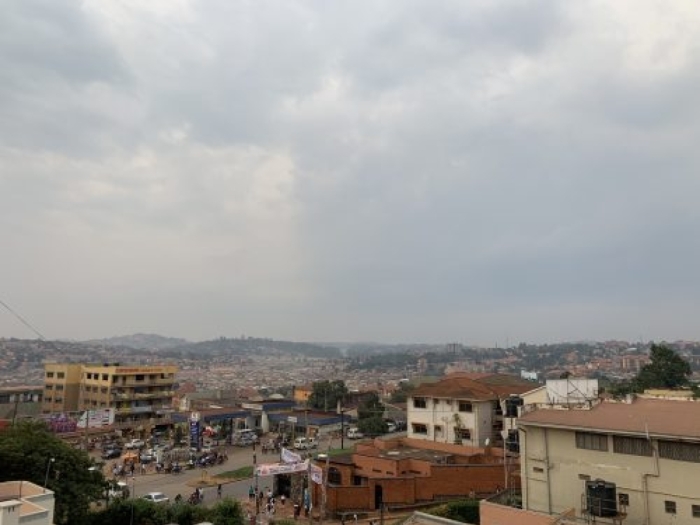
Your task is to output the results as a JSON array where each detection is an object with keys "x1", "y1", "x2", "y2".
[
  {"x1": 142, "y1": 492, "x2": 169, "y2": 504},
  {"x1": 101, "y1": 448, "x2": 122, "y2": 460},
  {"x1": 346, "y1": 428, "x2": 364, "y2": 440},
  {"x1": 386, "y1": 422, "x2": 397, "y2": 433},
  {"x1": 294, "y1": 437, "x2": 319, "y2": 450},
  {"x1": 140, "y1": 450, "x2": 156, "y2": 463},
  {"x1": 124, "y1": 439, "x2": 146, "y2": 450}
]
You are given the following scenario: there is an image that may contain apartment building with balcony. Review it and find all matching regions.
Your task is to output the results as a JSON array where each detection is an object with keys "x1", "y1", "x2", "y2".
[
  {"x1": 407, "y1": 373, "x2": 537, "y2": 448},
  {"x1": 42, "y1": 363, "x2": 177, "y2": 431}
]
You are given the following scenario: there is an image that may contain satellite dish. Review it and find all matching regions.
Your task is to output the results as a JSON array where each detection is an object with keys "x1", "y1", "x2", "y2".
[{"x1": 484, "y1": 438, "x2": 490, "y2": 447}]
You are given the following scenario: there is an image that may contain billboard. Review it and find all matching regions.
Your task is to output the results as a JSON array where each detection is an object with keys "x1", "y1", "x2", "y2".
[
  {"x1": 41, "y1": 409, "x2": 116, "y2": 433},
  {"x1": 77, "y1": 408, "x2": 115, "y2": 429}
]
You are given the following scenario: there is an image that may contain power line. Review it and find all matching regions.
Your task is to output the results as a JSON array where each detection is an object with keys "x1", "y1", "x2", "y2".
[{"x1": 0, "y1": 297, "x2": 47, "y2": 340}]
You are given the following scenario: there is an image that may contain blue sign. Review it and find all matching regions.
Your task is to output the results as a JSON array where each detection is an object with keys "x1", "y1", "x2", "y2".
[{"x1": 189, "y1": 420, "x2": 200, "y2": 451}]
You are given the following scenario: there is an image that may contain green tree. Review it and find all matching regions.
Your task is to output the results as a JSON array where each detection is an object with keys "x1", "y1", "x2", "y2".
[
  {"x1": 207, "y1": 497, "x2": 244, "y2": 525},
  {"x1": 634, "y1": 343, "x2": 691, "y2": 390},
  {"x1": 0, "y1": 421, "x2": 106, "y2": 525},
  {"x1": 389, "y1": 381, "x2": 416, "y2": 403},
  {"x1": 357, "y1": 393, "x2": 386, "y2": 436},
  {"x1": 307, "y1": 380, "x2": 348, "y2": 411}
]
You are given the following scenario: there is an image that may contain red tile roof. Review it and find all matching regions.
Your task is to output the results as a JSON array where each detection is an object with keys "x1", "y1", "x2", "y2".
[
  {"x1": 519, "y1": 397, "x2": 700, "y2": 440},
  {"x1": 413, "y1": 373, "x2": 536, "y2": 401}
]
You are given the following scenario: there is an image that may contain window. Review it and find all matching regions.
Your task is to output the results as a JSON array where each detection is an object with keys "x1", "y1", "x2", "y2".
[
  {"x1": 412, "y1": 423, "x2": 428, "y2": 435},
  {"x1": 665, "y1": 501, "x2": 677, "y2": 514},
  {"x1": 55, "y1": 385, "x2": 64, "y2": 391},
  {"x1": 57, "y1": 372, "x2": 65, "y2": 379},
  {"x1": 413, "y1": 397, "x2": 427, "y2": 409},
  {"x1": 576, "y1": 432, "x2": 608, "y2": 451},
  {"x1": 45, "y1": 384, "x2": 53, "y2": 390},
  {"x1": 692, "y1": 505, "x2": 700, "y2": 518},
  {"x1": 613, "y1": 436, "x2": 652, "y2": 456},
  {"x1": 458, "y1": 401, "x2": 473, "y2": 413},
  {"x1": 659, "y1": 440, "x2": 700, "y2": 463},
  {"x1": 101, "y1": 387, "x2": 108, "y2": 394},
  {"x1": 135, "y1": 375, "x2": 145, "y2": 381},
  {"x1": 455, "y1": 428, "x2": 472, "y2": 440},
  {"x1": 328, "y1": 467, "x2": 341, "y2": 485},
  {"x1": 533, "y1": 467, "x2": 544, "y2": 473},
  {"x1": 46, "y1": 372, "x2": 54, "y2": 378},
  {"x1": 619, "y1": 493, "x2": 629, "y2": 507},
  {"x1": 102, "y1": 374, "x2": 108, "y2": 381}
]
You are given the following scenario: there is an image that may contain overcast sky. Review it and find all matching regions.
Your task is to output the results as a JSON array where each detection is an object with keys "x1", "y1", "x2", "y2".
[{"x1": 1, "y1": 1, "x2": 700, "y2": 345}]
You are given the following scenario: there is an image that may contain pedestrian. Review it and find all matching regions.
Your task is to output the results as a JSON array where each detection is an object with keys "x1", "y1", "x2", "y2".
[
  {"x1": 249, "y1": 485, "x2": 255, "y2": 500},
  {"x1": 130, "y1": 462, "x2": 135, "y2": 477},
  {"x1": 281, "y1": 494, "x2": 286, "y2": 506},
  {"x1": 294, "y1": 502, "x2": 300, "y2": 520},
  {"x1": 354, "y1": 513, "x2": 358, "y2": 524},
  {"x1": 217, "y1": 484, "x2": 222, "y2": 499}
]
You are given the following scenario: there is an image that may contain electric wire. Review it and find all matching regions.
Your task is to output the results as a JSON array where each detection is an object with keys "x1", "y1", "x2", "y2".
[{"x1": 0, "y1": 296, "x2": 47, "y2": 340}]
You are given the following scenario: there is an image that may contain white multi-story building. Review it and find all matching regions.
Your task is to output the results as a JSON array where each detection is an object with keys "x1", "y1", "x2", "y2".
[{"x1": 407, "y1": 373, "x2": 538, "y2": 448}]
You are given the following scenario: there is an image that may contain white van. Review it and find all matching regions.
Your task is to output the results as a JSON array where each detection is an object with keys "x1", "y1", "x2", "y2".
[
  {"x1": 347, "y1": 428, "x2": 364, "y2": 440},
  {"x1": 233, "y1": 429, "x2": 258, "y2": 446},
  {"x1": 294, "y1": 437, "x2": 310, "y2": 450}
]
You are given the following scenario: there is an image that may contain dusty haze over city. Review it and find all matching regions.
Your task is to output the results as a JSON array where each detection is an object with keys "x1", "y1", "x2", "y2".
[{"x1": 2, "y1": 1, "x2": 700, "y2": 345}]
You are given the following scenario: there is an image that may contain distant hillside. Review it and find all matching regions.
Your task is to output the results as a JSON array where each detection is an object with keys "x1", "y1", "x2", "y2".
[
  {"x1": 87, "y1": 333, "x2": 190, "y2": 350},
  {"x1": 170, "y1": 336, "x2": 342, "y2": 359}
]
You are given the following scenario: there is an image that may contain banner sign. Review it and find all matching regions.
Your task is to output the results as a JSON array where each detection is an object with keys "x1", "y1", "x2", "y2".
[
  {"x1": 255, "y1": 460, "x2": 309, "y2": 476},
  {"x1": 281, "y1": 447, "x2": 303, "y2": 464},
  {"x1": 310, "y1": 463, "x2": 323, "y2": 485}
]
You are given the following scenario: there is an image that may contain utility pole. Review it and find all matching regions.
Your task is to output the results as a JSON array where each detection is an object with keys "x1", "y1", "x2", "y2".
[{"x1": 254, "y1": 450, "x2": 260, "y2": 523}]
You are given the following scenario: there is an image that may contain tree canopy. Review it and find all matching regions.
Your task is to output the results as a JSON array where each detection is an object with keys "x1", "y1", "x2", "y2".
[
  {"x1": 356, "y1": 392, "x2": 386, "y2": 436},
  {"x1": 87, "y1": 497, "x2": 244, "y2": 525},
  {"x1": 307, "y1": 380, "x2": 348, "y2": 410},
  {"x1": 634, "y1": 343, "x2": 691, "y2": 390},
  {"x1": 0, "y1": 420, "x2": 106, "y2": 525}
]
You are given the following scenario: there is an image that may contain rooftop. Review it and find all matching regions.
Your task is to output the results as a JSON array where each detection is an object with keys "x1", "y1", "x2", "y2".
[
  {"x1": 519, "y1": 397, "x2": 700, "y2": 440},
  {"x1": 413, "y1": 373, "x2": 536, "y2": 401}
]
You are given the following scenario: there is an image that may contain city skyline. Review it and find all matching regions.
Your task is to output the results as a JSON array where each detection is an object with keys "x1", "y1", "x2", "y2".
[{"x1": 2, "y1": 1, "x2": 700, "y2": 345}]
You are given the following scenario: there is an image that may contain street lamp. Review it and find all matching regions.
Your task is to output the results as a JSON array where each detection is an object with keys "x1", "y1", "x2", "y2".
[
  {"x1": 43, "y1": 458, "x2": 55, "y2": 493},
  {"x1": 339, "y1": 409, "x2": 348, "y2": 450}
]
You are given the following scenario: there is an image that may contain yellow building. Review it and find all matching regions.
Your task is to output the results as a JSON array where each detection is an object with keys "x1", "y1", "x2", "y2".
[
  {"x1": 293, "y1": 384, "x2": 313, "y2": 405},
  {"x1": 43, "y1": 363, "x2": 177, "y2": 430},
  {"x1": 42, "y1": 363, "x2": 82, "y2": 413}
]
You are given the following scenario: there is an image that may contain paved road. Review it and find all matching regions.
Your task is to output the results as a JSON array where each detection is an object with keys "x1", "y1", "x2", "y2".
[{"x1": 103, "y1": 434, "x2": 349, "y2": 507}]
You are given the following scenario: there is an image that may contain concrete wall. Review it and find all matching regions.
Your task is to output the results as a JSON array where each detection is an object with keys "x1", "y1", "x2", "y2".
[{"x1": 521, "y1": 425, "x2": 700, "y2": 525}]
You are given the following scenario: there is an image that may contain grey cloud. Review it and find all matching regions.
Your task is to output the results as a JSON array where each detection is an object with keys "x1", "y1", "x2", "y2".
[{"x1": 1, "y1": 1, "x2": 700, "y2": 343}]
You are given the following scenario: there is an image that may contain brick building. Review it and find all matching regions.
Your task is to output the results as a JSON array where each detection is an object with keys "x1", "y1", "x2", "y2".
[{"x1": 316, "y1": 437, "x2": 517, "y2": 514}]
